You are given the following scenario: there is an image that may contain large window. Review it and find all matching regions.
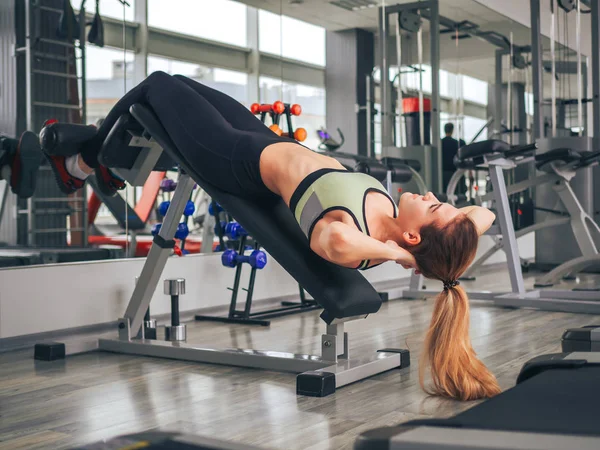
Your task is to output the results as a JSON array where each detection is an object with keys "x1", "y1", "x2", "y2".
[
  {"x1": 148, "y1": 0, "x2": 247, "y2": 47},
  {"x1": 260, "y1": 77, "x2": 326, "y2": 150},
  {"x1": 85, "y1": 46, "x2": 135, "y2": 126},
  {"x1": 95, "y1": 0, "x2": 134, "y2": 22},
  {"x1": 258, "y1": 11, "x2": 325, "y2": 66},
  {"x1": 462, "y1": 75, "x2": 488, "y2": 105},
  {"x1": 463, "y1": 116, "x2": 488, "y2": 142},
  {"x1": 147, "y1": 56, "x2": 248, "y2": 105}
]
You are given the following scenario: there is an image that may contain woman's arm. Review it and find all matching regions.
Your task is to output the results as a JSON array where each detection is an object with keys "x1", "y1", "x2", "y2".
[
  {"x1": 311, "y1": 220, "x2": 416, "y2": 269},
  {"x1": 459, "y1": 205, "x2": 496, "y2": 236}
]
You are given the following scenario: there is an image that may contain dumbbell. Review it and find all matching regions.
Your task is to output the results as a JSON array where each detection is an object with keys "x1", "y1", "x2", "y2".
[
  {"x1": 158, "y1": 201, "x2": 170, "y2": 217},
  {"x1": 269, "y1": 124, "x2": 283, "y2": 136},
  {"x1": 224, "y1": 221, "x2": 248, "y2": 240},
  {"x1": 250, "y1": 101, "x2": 301, "y2": 116},
  {"x1": 183, "y1": 200, "x2": 195, "y2": 217},
  {"x1": 164, "y1": 278, "x2": 186, "y2": 341},
  {"x1": 160, "y1": 178, "x2": 177, "y2": 192},
  {"x1": 282, "y1": 128, "x2": 307, "y2": 142},
  {"x1": 208, "y1": 202, "x2": 223, "y2": 216},
  {"x1": 135, "y1": 276, "x2": 156, "y2": 339},
  {"x1": 152, "y1": 222, "x2": 187, "y2": 239},
  {"x1": 221, "y1": 249, "x2": 267, "y2": 269},
  {"x1": 175, "y1": 223, "x2": 189, "y2": 240},
  {"x1": 158, "y1": 200, "x2": 195, "y2": 218}
]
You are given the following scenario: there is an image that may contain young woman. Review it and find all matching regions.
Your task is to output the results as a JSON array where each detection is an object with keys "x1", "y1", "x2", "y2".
[{"x1": 41, "y1": 71, "x2": 501, "y2": 401}]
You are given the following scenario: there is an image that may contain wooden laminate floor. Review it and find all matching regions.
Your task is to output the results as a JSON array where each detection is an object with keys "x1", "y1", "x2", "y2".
[{"x1": 1, "y1": 270, "x2": 599, "y2": 450}]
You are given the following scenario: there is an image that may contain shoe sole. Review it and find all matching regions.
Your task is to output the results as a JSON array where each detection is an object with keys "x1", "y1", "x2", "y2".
[
  {"x1": 43, "y1": 152, "x2": 79, "y2": 195},
  {"x1": 94, "y1": 168, "x2": 124, "y2": 197},
  {"x1": 15, "y1": 131, "x2": 43, "y2": 198}
]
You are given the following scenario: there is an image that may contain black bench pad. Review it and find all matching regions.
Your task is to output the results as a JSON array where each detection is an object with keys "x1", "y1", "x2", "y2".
[{"x1": 457, "y1": 139, "x2": 510, "y2": 161}]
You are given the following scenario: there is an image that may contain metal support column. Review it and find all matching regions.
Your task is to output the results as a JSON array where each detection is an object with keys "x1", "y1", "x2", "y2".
[
  {"x1": 488, "y1": 162, "x2": 526, "y2": 294},
  {"x1": 379, "y1": 6, "x2": 393, "y2": 152},
  {"x1": 495, "y1": 50, "x2": 503, "y2": 136},
  {"x1": 530, "y1": 0, "x2": 543, "y2": 139},
  {"x1": 124, "y1": 174, "x2": 196, "y2": 336},
  {"x1": 591, "y1": 0, "x2": 600, "y2": 144},
  {"x1": 429, "y1": 0, "x2": 441, "y2": 192},
  {"x1": 133, "y1": 0, "x2": 148, "y2": 85},
  {"x1": 246, "y1": 7, "x2": 260, "y2": 103}
]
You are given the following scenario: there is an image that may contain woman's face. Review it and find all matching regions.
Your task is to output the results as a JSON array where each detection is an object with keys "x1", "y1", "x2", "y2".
[{"x1": 397, "y1": 192, "x2": 461, "y2": 234}]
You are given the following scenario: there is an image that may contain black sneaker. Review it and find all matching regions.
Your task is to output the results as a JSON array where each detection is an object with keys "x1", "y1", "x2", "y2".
[
  {"x1": 43, "y1": 153, "x2": 86, "y2": 195},
  {"x1": 94, "y1": 165, "x2": 126, "y2": 197}
]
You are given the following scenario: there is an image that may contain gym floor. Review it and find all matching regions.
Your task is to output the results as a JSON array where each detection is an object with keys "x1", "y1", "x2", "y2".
[{"x1": 1, "y1": 269, "x2": 598, "y2": 450}]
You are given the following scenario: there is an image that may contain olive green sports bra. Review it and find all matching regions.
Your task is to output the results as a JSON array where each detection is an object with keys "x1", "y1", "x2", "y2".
[{"x1": 289, "y1": 168, "x2": 398, "y2": 270}]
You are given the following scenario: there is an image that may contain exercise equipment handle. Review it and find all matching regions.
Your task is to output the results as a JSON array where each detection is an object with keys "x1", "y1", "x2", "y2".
[{"x1": 579, "y1": 150, "x2": 600, "y2": 166}]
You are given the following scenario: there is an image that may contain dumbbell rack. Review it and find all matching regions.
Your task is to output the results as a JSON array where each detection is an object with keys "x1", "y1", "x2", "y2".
[
  {"x1": 250, "y1": 101, "x2": 306, "y2": 142},
  {"x1": 195, "y1": 219, "x2": 320, "y2": 326}
]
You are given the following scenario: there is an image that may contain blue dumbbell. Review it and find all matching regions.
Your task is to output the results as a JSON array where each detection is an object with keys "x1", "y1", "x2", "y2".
[
  {"x1": 158, "y1": 201, "x2": 170, "y2": 217},
  {"x1": 225, "y1": 222, "x2": 248, "y2": 240},
  {"x1": 184, "y1": 200, "x2": 195, "y2": 217},
  {"x1": 214, "y1": 244, "x2": 222, "y2": 252},
  {"x1": 221, "y1": 249, "x2": 267, "y2": 269},
  {"x1": 151, "y1": 223, "x2": 162, "y2": 236},
  {"x1": 208, "y1": 202, "x2": 223, "y2": 216},
  {"x1": 175, "y1": 223, "x2": 189, "y2": 240}
]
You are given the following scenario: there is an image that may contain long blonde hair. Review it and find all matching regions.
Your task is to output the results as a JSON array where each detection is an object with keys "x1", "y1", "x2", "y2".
[{"x1": 408, "y1": 215, "x2": 501, "y2": 401}]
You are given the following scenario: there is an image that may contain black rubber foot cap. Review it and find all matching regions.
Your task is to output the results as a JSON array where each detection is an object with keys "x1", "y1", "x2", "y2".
[
  {"x1": 379, "y1": 348, "x2": 410, "y2": 368},
  {"x1": 296, "y1": 371, "x2": 335, "y2": 397},
  {"x1": 144, "y1": 327, "x2": 157, "y2": 340},
  {"x1": 378, "y1": 292, "x2": 389, "y2": 302},
  {"x1": 34, "y1": 342, "x2": 66, "y2": 361}
]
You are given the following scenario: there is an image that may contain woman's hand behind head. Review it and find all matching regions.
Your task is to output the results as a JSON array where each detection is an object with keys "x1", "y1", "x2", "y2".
[{"x1": 385, "y1": 240, "x2": 419, "y2": 272}]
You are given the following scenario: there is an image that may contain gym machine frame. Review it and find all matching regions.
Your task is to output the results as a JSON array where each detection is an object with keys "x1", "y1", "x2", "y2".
[
  {"x1": 379, "y1": 0, "x2": 442, "y2": 193},
  {"x1": 446, "y1": 149, "x2": 600, "y2": 285},
  {"x1": 34, "y1": 105, "x2": 409, "y2": 397},
  {"x1": 402, "y1": 146, "x2": 534, "y2": 302},
  {"x1": 402, "y1": 141, "x2": 600, "y2": 311}
]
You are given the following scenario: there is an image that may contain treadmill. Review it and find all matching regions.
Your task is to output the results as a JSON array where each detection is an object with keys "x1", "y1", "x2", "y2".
[{"x1": 355, "y1": 351, "x2": 600, "y2": 449}]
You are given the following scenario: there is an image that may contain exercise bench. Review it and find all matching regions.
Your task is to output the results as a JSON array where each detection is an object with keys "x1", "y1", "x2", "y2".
[{"x1": 34, "y1": 104, "x2": 410, "y2": 397}]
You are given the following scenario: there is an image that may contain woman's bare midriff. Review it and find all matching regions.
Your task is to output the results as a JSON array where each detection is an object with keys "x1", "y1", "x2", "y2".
[
  {"x1": 258, "y1": 142, "x2": 396, "y2": 249},
  {"x1": 259, "y1": 142, "x2": 346, "y2": 205}
]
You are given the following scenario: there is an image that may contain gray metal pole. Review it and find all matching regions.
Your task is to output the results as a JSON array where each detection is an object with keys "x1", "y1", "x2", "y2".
[
  {"x1": 246, "y1": 7, "x2": 260, "y2": 103},
  {"x1": 133, "y1": 0, "x2": 148, "y2": 86},
  {"x1": 583, "y1": 60, "x2": 588, "y2": 136},
  {"x1": 591, "y1": 0, "x2": 600, "y2": 144},
  {"x1": 495, "y1": 50, "x2": 503, "y2": 138},
  {"x1": 379, "y1": 7, "x2": 392, "y2": 154},
  {"x1": 530, "y1": 0, "x2": 543, "y2": 139},
  {"x1": 430, "y1": 0, "x2": 441, "y2": 192}
]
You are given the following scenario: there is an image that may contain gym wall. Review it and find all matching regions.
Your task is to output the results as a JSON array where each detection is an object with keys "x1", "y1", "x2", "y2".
[{"x1": 0, "y1": 234, "x2": 535, "y2": 345}]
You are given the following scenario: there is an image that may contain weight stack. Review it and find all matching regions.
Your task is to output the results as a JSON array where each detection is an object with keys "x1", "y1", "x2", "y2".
[{"x1": 403, "y1": 98, "x2": 431, "y2": 146}]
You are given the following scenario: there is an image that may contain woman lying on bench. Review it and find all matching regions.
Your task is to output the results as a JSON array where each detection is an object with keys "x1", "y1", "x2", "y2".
[{"x1": 41, "y1": 71, "x2": 499, "y2": 401}]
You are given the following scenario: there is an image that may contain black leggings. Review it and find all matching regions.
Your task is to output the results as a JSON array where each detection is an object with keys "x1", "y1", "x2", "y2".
[{"x1": 84, "y1": 71, "x2": 292, "y2": 198}]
